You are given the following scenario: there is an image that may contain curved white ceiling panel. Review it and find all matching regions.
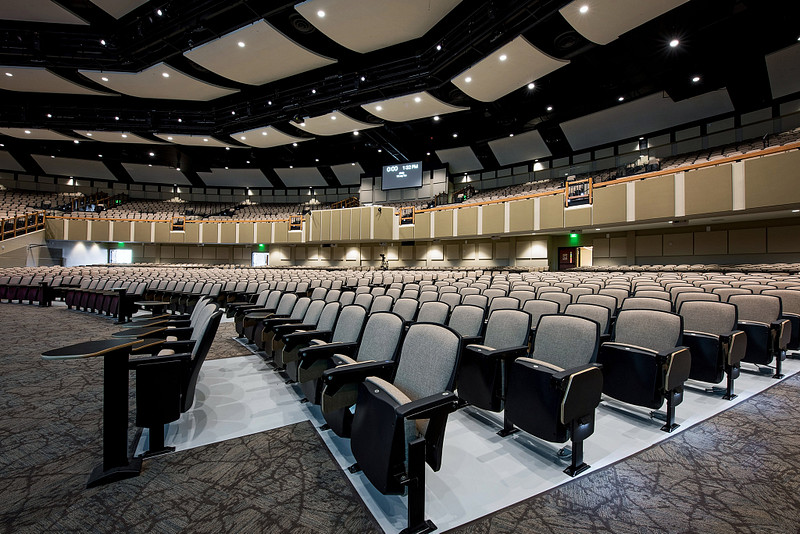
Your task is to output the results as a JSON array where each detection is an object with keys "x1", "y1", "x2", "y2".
[
  {"x1": 329, "y1": 162, "x2": 363, "y2": 185},
  {"x1": 231, "y1": 126, "x2": 311, "y2": 148},
  {"x1": 294, "y1": 0, "x2": 461, "y2": 53},
  {"x1": 0, "y1": 0, "x2": 87, "y2": 25},
  {"x1": 0, "y1": 67, "x2": 113, "y2": 96},
  {"x1": 293, "y1": 111, "x2": 380, "y2": 136},
  {"x1": 451, "y1": 36, "x2": 568, "y2": 102},
  {"x1": 33, "y1": 155, "x2": 116, "y2": 181},
  {"x1": 0, "y1": 128, "x2": 77, "y2": 141},
  {"x1": 75, "y1": 131, "x2": 162, "y2": 144},
  {"x1": 154, "y1": 134, "x2": 236, "y2": 148},
  {"x1": 488, "y1": 130, "x2": 552, "y2": 167},
  {"x1": 363, "y1": 92, "x2": 468, "y2": 122},
  {"x1": 79, "y1": 63, "x2": 238, "y2": 101},
  {"x1": 88, "y1": 0, "x2": 148, "y2": 19},
  {"x1": 184, "y1": 20, "x2": 336, "y2": 86}
]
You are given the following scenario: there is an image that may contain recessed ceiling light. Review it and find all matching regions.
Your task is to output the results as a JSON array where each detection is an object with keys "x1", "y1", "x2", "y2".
[
  {"x1": 101, "y1": 76, "x2": 109, "y2": 82},
  {"x1": 50, "y1": 155, "x2": 54, "y2": 158},
  {"x1": 121, "y1": 134, "x2": 127, "y2": 138},
  {"x1": 167, "y1": 136, "x2": 173, "y2": 140},
  {"x1": 414, "y1": 96, "x2": 422, "y2": 103},
  {"x1": 292, "y1": 142, "x2": 298, "y2": 147},
  {"x1": 433, "y1": 115, "x2": 440, "y2": 121},
  {"x1": 793, "y1": 209, "x2": 800, "y2": 213},
  {"x1": 162, "y1": 72, "x2": 170, "y2": 78},
  {"x1": 225, "y1": 147, "x2": 230, "y2": 151},
  {"x1": 149, "y1": 152, "x2": 154, "y2": 156},
  {"x1": 46, "y1": 113, "x2": 52, "y2": 118},
  {"x1": 351, "y1": 163, "x2": 355, "y2": 166},
  {"x1": 24, "y1": 130, "x2": 31, "y2": 134},
  {"x1": 330, "y1": 115, "x2": 337, "y2": 120},
  {"x1": 426, "y1": 152, "x2": 430, "y2": 156},
  {"x1": 546, "y1": 106, "x2": 553, "y2": 111},
  {"x1": 464, "y1": 76, "x2": 472, "y2": 83},
  {"x1": 176, "y1": 167, "x2": 181, "y2": 171},
  {"x1": 311, "y1": 89, "x2": 316, "y2": 94},
  {"x1": 289, "y1": 165, "x2": 293, "y2": 169},
  {"x1": 4, "y1": 72, "x2": 12, "y2": 77},
  {"x1": 317, "y1": 10, "x2": 325, "y2": 18},
  {"x1": 639, "y1": 137, "x2": 644, "y2": 140},
  {"x1": 353, "y1": 131, "x2": 359, "y2": 136},
  {"x1": 360, "y1": 76, "x2": 365, "y2": 82},
  {"x1": 86, "y1": 132, "x2": 92, "y2": 136},
  {"x1": 618, "y1": 96, "x2": 624, "y2": 102},
  {"x1": 148, "y1": 164, "x2": 152, "y2": 167},
  {"x1": 499, "y1": 54, "x2": 507, "y2": 61},
  {"x1": 231, "y1": 111, "x2": 236, "y2": 115},
  {"x1": 114, "y1": 116, "x2": 119, "y2": 120},
  {"x1": 240, "y1": 136, "x2": 246, "y2": 140},
  {"x1": 436, "y1": 44, "x2": 442, "y2": 51},
  {"x1": 509, "y1": 133, "x2": 514, "y2": 137},
  {"x1": 246, "y1": 161, "x2": 250, "y2": 164},
  {"x1": 156, "y1": 9, "x2": 163, "y2": 16},
  {"x1": 579, "y1": 5, "x2": 589, "y2": 14},
  {"x1": 377, "y1": 149, "x2": 382, "y2": 153},
  {"x1": 262, "y1": 131, "x2": 267, "y2": 136},
  {"x1": 375, "y1": 105, "x2": 383, "y2": 111},
  {"x1": 225, "y1": 166, "x2": 228, "y2": 170},
  {"x1": 237, "y1": 41, "x2": 245, "y2": 48},
  {"x1": 267, "y1": 100, "x2": 272, "y2": 105},
  {"x1": 177, "y1": 118, "x2": 182, "y2": 123},
  {"x1": 692, "y1": 75, "x2": 701, "y2": 83},
  {"x1": 452, "y1": 133, "x2": 458, "y2": 138},
  {"x1": 100, "y1": 39, "x2": 106, "y2": 46},
  {"x1": 203, "y1": 138, "x2": 208, "y2": 142},
  {"x1": 669, "y1": 39, "x2": 679, "y2": 48},
  {"x1": 98, "y1": 154, "x2": 102, "y2": 157},
  {"x1": 73, "y1": 140, "x2": 79, "y2": 144},
  {"x1": 527, "y1": 82, "x2": 535, "y2": 90}
]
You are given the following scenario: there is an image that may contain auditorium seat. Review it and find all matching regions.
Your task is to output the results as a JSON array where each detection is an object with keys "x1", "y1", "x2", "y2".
[
  {"x1": 259, "y1": 297, "x2": 312, "y2": 353},
  {"x1": 620, "y1": 297, "x2": 672, "y2": 312},
  {"x1": 728, "y1": 294, "x2": 789, "y2": 379},
  {"x1": 565, "y1": 303, "x2": 611, "y2": 342}
]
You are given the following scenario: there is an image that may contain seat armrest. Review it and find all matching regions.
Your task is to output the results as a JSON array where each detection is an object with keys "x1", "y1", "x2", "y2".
[
  {"x1": 662, "y1": 346, "x2": 691, "y2": 391},
  {"x1": 600, "y1": 341, "x2": 660, "y2": 358},
  {"x1": 131, "y1": 337, "x2": 166, "y2": 354},
  {"x1": 273, "y1": 322, "x2": 316, "y2": 338},
  {"x1": 298, "y1": 341, "x2": 359, "y2": 363},
  {"x1": 551, "y1": 362, "x2": 602, "y2": 384},
  {"x1": 396, "y1": 391, "x2": 460, "y2": 420},
  {"x1": 283, "y1": 329, "x2": 333, "y2": 349},
  {"x1": 558, "y1": 364, "x2": 604, "y2": 424},
  {"x1": 771, "y1": 319, "x2": 790, "y2": 351},
  {"x1": 460, "y1": 335, "x2": 482, "y2": 346},
  {"x1": 129, "y1": 352, "x2": 191, "y2": 369},
  {"x1": 322, "y1": 360, "x2": 397, "y2": 395},
  {"x1": 721, "y1": 330, "x2": 747, "y2": 366},
  {"x1": 160, "y1": 339, "x2": 197, "y2": 353},
  {"x1": 260, "y1": 314, "x2": 290, "y2": 325},
  {"x1": 161, "y1": 326, "x2": 193, "y2": 340},
  {"x1": 465, "y1": 344, "x2": 529, "y2": 361}
]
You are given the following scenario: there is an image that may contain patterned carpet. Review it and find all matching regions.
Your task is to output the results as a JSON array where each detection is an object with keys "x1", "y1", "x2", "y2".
[{"x1": 1, "y1": 301, "x2": 799, "y2": 533}]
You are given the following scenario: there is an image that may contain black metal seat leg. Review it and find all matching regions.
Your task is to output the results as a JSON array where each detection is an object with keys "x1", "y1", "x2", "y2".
[
  {"x1": 142, "y1": 424, "x2": 175, "y2": 458},
  {"x1": 723, "y1": 366, "x2": 738, "y2": 400},
  {"x1": 773, "y1": 351, "x2": 785, "y2": 379},
  {"x1": 564, "y1": 438, "x2": 590, "y2": 477},
  {"x1": 661, "y1": 390, "x2": 680, "y2": 433},
  {"x1": 402, "y1": 438, "x2": 436, "y2": 534}
]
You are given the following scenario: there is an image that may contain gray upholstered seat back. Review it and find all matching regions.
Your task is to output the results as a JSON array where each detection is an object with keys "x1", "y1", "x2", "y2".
[
  {"x1": 532, "y1": 315, "x2": 599, "y2": 369},
  {"x1": 462, "y1": 294, "x2": 488, "y2": 309},
  {"x1": 621, "y1": 297, "x2": 672, "y2": 312},
  {"x1": 356, "y1": 312, "x2": 404, "y2": 362},
  {"x1": 613, "y1": 309, "x2": 682, "y2": 354},
  {"x1": 325, "y1": 289, "x2": 341, "y2": 303},
  {"x1": 264, "y1": 290, "x2": 282, "y2": 309},
  {"x1": 393, "y1": 323, "x2": 461, "y2": 402},
  {"x1": 338, "y1": 292, "x2": 356, "y2": 306},
  {"x1": 438, "y1": 292, "x2": 462, "y2": 310},
  {"x1": 488, "y1": 297, "x2": 520, "y2": 315},
  {"x1": 370, "y1": 295, "x2": 394, "y2": 313},
  {"x1": 678, "y1": 301, "x2": 736, "y2": 336},
  {"x1": 564, "y1": 303, "x2": 610, "y2": 334},
  {"x1": 673, "y1": 291, "x2": 720, "y2": 311},
  {"x1": 310, "y1": 287, "x2": 327, "y2": 300},
  {"x1": 302, "y1": 299, "x2": 325, "y2": 325},
  {"x1": 354, "y1": 293, "x2": 373, "y2": 310},
  {"x1": 447, "y1": 305, "x2": 484, "y2": 337},
  {"x1": 289, "y1": 297, "x2": 311, "y2": 320},
  {"x1": 484, "y1": 309, "x2": 531, "y2": 349},
  {"x1": 728, "y1": 294, "x2": 781, "y2": 323},
  {"x1": 634, "y1": 290, "x2": 671, "y2": 301},
  {"x1": 392, "y1": 298, "x2": 419, "y2": 322},
  {"x1": 416, "y1": 301, "x2": 450, "y2": 324},
  {"x1": 712, "y1": 287, "x2": 751, "y2": 302},
  {"x1": 538, "y1": 292, "x2": 571, "y2": 312},
  {"x1": 331, "y1": 305, "x2": 367, "y2": 343},
  {"x1": 762, "y1": 289, "x2": 800, "y2": 315},
  {"x1": 522, "y1": 299, "x2": 560, "y2": 326},
  {"x1": 190, "y1": 302, "x2": 218, "y2": 342},
  {"x1": 577, "y1": 293, "x2": 618, "y2": 314},
  {"x1": 316, "y1": 302, "x2": 341, "y2": 331},
  {"x1": 275, "y1": 293, "x2": 298, "y2": 316}
]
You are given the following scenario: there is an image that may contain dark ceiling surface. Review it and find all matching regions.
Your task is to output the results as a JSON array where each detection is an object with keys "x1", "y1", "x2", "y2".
[{"x1": 0, "y1": 0, "x2": 799, "y2": 189}]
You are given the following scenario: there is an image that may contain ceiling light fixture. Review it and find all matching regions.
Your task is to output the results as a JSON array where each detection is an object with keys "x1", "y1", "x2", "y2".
[
  {"x1": 262, "y1": 131, "x2": 267, "y2": 136},
  {"x1": 46, "y1": 113, "x2": 52, "y2": 118},
  {"x1": 546, "y1": 106, "x2": 553, "y2": 111},
  {"x1": 527, "y1": 82, "x2": 535, "y2": 90},
  {"x1": 311, "y1": 89, "x2": 316, "y2": 94},
  {"x1": 289, "y1": 165, "x2": 293, "y2": 169},
  {"x1": 231, "y1": 111, "x2": 236, "y2": 115},
  {"x1": 176, "y1": 167, "x2": 181, "y2": 171},
  {"x1": 618, "y1": 96, "x2": 624, "y2": 102},
  {"x1": 237, "y1": 41, "x2": 245, "y2": 48},
  {"x1": 426, "y1": 152, "x2": 431, "y2": 156},
  {"x1": 240, "y1": 136, "x2": 246, "y2": 140},
  {"x1": 98, "y1": 154, "x2": 102, "y2": 157},
  {"x1": 436, "y1": 44, "x2": 442, "y2": 51},
  {"x1": 377, "y1": 149, "x2": 382, "y2": 153},
  {"x1": 73, "y1": 140, "x2": 79, "y2": 144},
  {"x1": 351, "y1": 163, "x2": 355, "y2": 166},
  {"x1": 300, "y1": 122, "x2": 306, "y2": 127},
  {"x1": 149, "y1": 152, "x2": 155, "y2": 156},
  {"x1": 317, "y1": 10, "x2": 325, "y2": 18},
  {"x1": 225, "y1": 147, "x2": 230, "y2": 151},
  {"x1": 177, "y1": 118, "x2": 182, "y2": 123},
  {"x1": 376, "y1": 105, "x2": 383, "y2": 111},
  {"x1": 331, "y1": 115, "x2": 337, "y2": 120},
  {"x1": 267, "y1": 100, "x2": 272, "y2": 105},
  {"x1": 100, "y1": 39, "x2": 106, "y2": 46},
  {"x1": 162, "y1": 72, "x2": 170, "y2": 78},
  {"x1": 114, "y1": 116, "x2": 119, "y2": 120},
  {"x1": 464, "y1": 76, "x2": 472, "y2": 83},
  {"x1": 669, "y1": 38, "x2": 679, "y2": 48},
  {"x1": 414, "y1": 96, "x2": 422, "y2": 103},
  {"x1": 499, "y1": 54, "x2": 507, "y2": 61},
  {"x1": 433, "y1": 116, "x2": 440, "y2": 121},
  {"x1": 315, "y1": 158, "x2": 319, "y2": 162},
  {"x1": 509, "y1": 133, "x2": 514, "y2": 137},
  {"x1": 121, "y1": 134, "x2": 127, "y2": 138},
  {"x1": 101, "y1": 76, "x2": 109, "y2": 82},
  {"x1": 579, "y1": 5, "x2": 589, "y2": 14},
  {"x1": 692, "y1": 75, "x2": 701, "y2": 82},
  {"x1": 292, "y1": 142, "x2": 298, "y2": 147},
  {"x1": 453, "y1": 133, "x2": 458, "y2": 138},
  {"x1": 167, "y1": 136, "x2": 173, "y2": 140},
  {"x1": 86, "y1": 133, "x2": 92, "y2": 136},
  {"x1": 24, "y1": 130, "x2": 31, "y2": 134},
  {"x1": 4, "y1": 72, "x2": 12, "y2": 77},
  {"x1": 353, "y1": 130, "x2": 359, "y2": 136},
  {"x1": 360, "y1": 76, "x2": 365, "y2": 82}
]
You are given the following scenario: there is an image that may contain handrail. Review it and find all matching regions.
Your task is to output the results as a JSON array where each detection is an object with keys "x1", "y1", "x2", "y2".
[
  {"x1": 45, "y1": 215, "x2": 291, "y2": 223},
  {"x1": 0, "y1": 210, "x2": 46, "y2": 240}
]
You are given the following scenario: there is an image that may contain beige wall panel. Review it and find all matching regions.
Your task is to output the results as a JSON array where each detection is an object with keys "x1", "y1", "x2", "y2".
[
  {"x1": 288, "y1": 229, "x2": 303, "y2": 243},
  {"x1": 203, "y1": 247, "x2": 216, "y2": 259},
  {"x1": 462, "y1": 243, "x2": 476, "y2": 260},
  {"x1": 273, "y1": 222, "x2": 288, "y2": 243},
  {"x1": 255, "y1": 222, "x2": 271, "y2": 244},
  {"x1": 374, "y1": 209, "x2": 392, "y2": 241},
  {"x1": 495, "y1": 242, "x2": 509, "y2": 259},
  {"x1": 434, "y1": 210, "x2": 453, "y2": 238},
  {"x1": 319, "y1": 246, "x2": 331, "y2": 260},
  {"x1": 399, "y1": 226, "x2": 414, "y2": 240},
  {"x1": 477, "y1": 242, "x2": 493, "y2": 260},
  {"x1": 143, "y1": 244, "x2": 157, "y2": 257},
  {"x1": 361, "y1": 246, "x2": 372, "y2": 260},
  {"x1": 400, "y1": 245, "x2": 413, "y2": 260},
  {"x1": 446, "y1": 243, "x2": 459, "y2": 260},
  {"x1": 340, "y1": 210, "x2": 351, "y2": 241},
  {"x1": 414, "y1": 212, "x2": 431, "y2": 239},
  {"x1": 215, "y1": 247, "x2": 229, "y2": 259},
  {"x1": 330, "y1": 210, "x2": 341, "y2": 241},
  {"x1": 360, "y1": 208, "x2": 371, "y2": 239},
  {"x1": 386, "y1": 245, "x2": 399, "y2": 260},
  {"x1": 635, "y1": 234, "x2": 662, "y2": 256},
  {"x1": 45, "y1": 219, "x2": 64, "y2": 240},
  {"x1": 92, "y1": 220, "x2": 110, "y2": 242},
  {"x1": 174, "y1": 246, "x2": 189, "y2": 259},
  {"x1": 516, "y1": 239, "x2": 532, "y2": 259},
  {"x1": 728, "y1": 227, "x2": 766, "y2": 254},
  {"x1": 154, "y1": 222, "x2": 170, "y2": 243},
  {"x1": 531, "y1": 238, "x2": 548, "y2": 259},
  {"x1": 482, "y1": 204, "x2": 505, "y2": 235},
  {"x1": 350, "y1": 209, "x2": 361, "y2": 240},
  {"x1": 635, "y1": 174, "x2": 675, "y2": 221},
  {"x1": 321, "y1": 212, "x2": 333, "y2": 242},
  {"x1": 345, "y1": 246, "x2": 360, "y2": 261},
  {"x1": 745, "y1": 151, "x2": 800, "y2": 209},
  {"x1": 428, "y1": 243, "x2": 444, "y2": 261},
  {"x1": 539, "y1": 194, "x2": 565, "y2": 230},
  {"x1": 67, "y1": 219, "x2": 88, "y2": 241},
  {"x1": 234, "y1": 248, "x2": 247, "y2": 260},
  {"x1": 768, "y1": 225, "x2": 800, "y2": 253},
  {"x1": 311, "y1": 212, "x2": 321, "y2": 242},
  {"x1": 184, "y1": 223, "x2": 199, "y2": 243},
  {"x1": 415, "y1": 245, "x2": 427, "y2": 260},
  {"x1": 694, "y1": 230, "x2": 728, "y2": 255},
  {"x1": 239, "y1": 223, "x2": 254, "y2": 244},
  {"x1": 133, "y1": 222, "x2": 150, "y2": 242},
  {"x1": 295, "y1": 247, "x2": 306, "y2": 260},
  {"x1": 112, "y1": 221, "x2": 129, "y2": 242},
  {"x1": 169, "y1": 227, "x2": 185, "y2": 243},
  {"x1": 564, "y1": 205, "x2": 592, "y2": 228},
  {"x1": 663, "y1": 232, "x2": 694, "y2": 256},
  {"x1": 593, "y1": 238, "x2": 610, "y2": 258},
  {"x1": 457, "y1": 207, "x2": 478, "y2": 237},
  {"x1": 609, "y1": 237, "x2": 627, "y2": 257},
  {"x1": 160, "y1": 245, "x2": 174, "y2": 259},
  {"x1": 685, "y1": 164, "x2": 733, "y2": 215},
  {"x1": 202, "y1": 223, "x2": 219, "y2": 243},
  {"x1": 188, "y1": 247, "x2": 203, "y2": 259},
  {"x1": 509, "y1": 199, "x2": 534, "y2": 233},
  {"x1": 592, "y1": 183, "x2": 627, "y2": 225},
  {"x1": 220, "y1": 223, "x2": 236, "y2": 243},
  {"x1": 332, "y1": 246, "x2": 344, "y2": 260}
]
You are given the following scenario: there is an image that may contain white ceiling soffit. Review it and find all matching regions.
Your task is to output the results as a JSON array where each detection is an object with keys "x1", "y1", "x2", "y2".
[
  {"x1": 88, "y1": 0, "x2": 149, "y2": 19},
  {"x1": 329, "y1": 162, "x2": 363, "y2": 185},
  {"x1": 198, "y1": 168, "x2": 272, "y2": 188},
  {"x1": 0, "y1": 0, "x2": 88, "y2": 25},
  {"x1": 79, "y1": 63, "x2": 238, "y2": 101},
  {"x1": 0, "y1": 128, "x2": 77, "y2": 141},
  {"x1": 231, "y1": 126, "x2": 311, "y2": 148},
  {"x1": 293, "y1": 111, "x2": 381, "y2": 136},
  {"x1": 488, "y1": 130, "x2": 552, "y2": 167},
  {"x1": 363, "y1": 91, "x2": 468, "y2": 122},
  {"x1": 33, "y1": 155, "x2": 116, "y2": 181},
  {"x1": 0, "y1": 66, "x2": 114, "y2": 96},
  {"x1": 75, "y1": 131, "x2": 162, "y2": 144},
  {"x1": 435, "y1": 146, "x2": 483, "y2": 174},
  {"x1": 560, "y1": 0, "x2": 689, "y2": 46},
  {"x1": 560, "y1": 89, "x2": 735, "y2": 151},
  {"x1": 294, "y1": 0, "x2": 462, "y2": 54},
  {"x1": 154, "y1": 133, "x2": 236, "y2": 148},
  {"x1": 451, "y1": 36, "x2": 568, "y2": 103},
  {"x1": 0, "y1": 151, "x2": 25, "y2": 172},
  {"x1": 766, "y1": 42, "x2": 800, "y2": 99},
  {"x1": 274, "y1": 166, "x2": 328, "y2": 187},
  {"x1": 122, "y1": 163, "x2": 190, "y2": 185},
  {"x1": 184, "y1": 20, "x2": 337, "y2": 86}
]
